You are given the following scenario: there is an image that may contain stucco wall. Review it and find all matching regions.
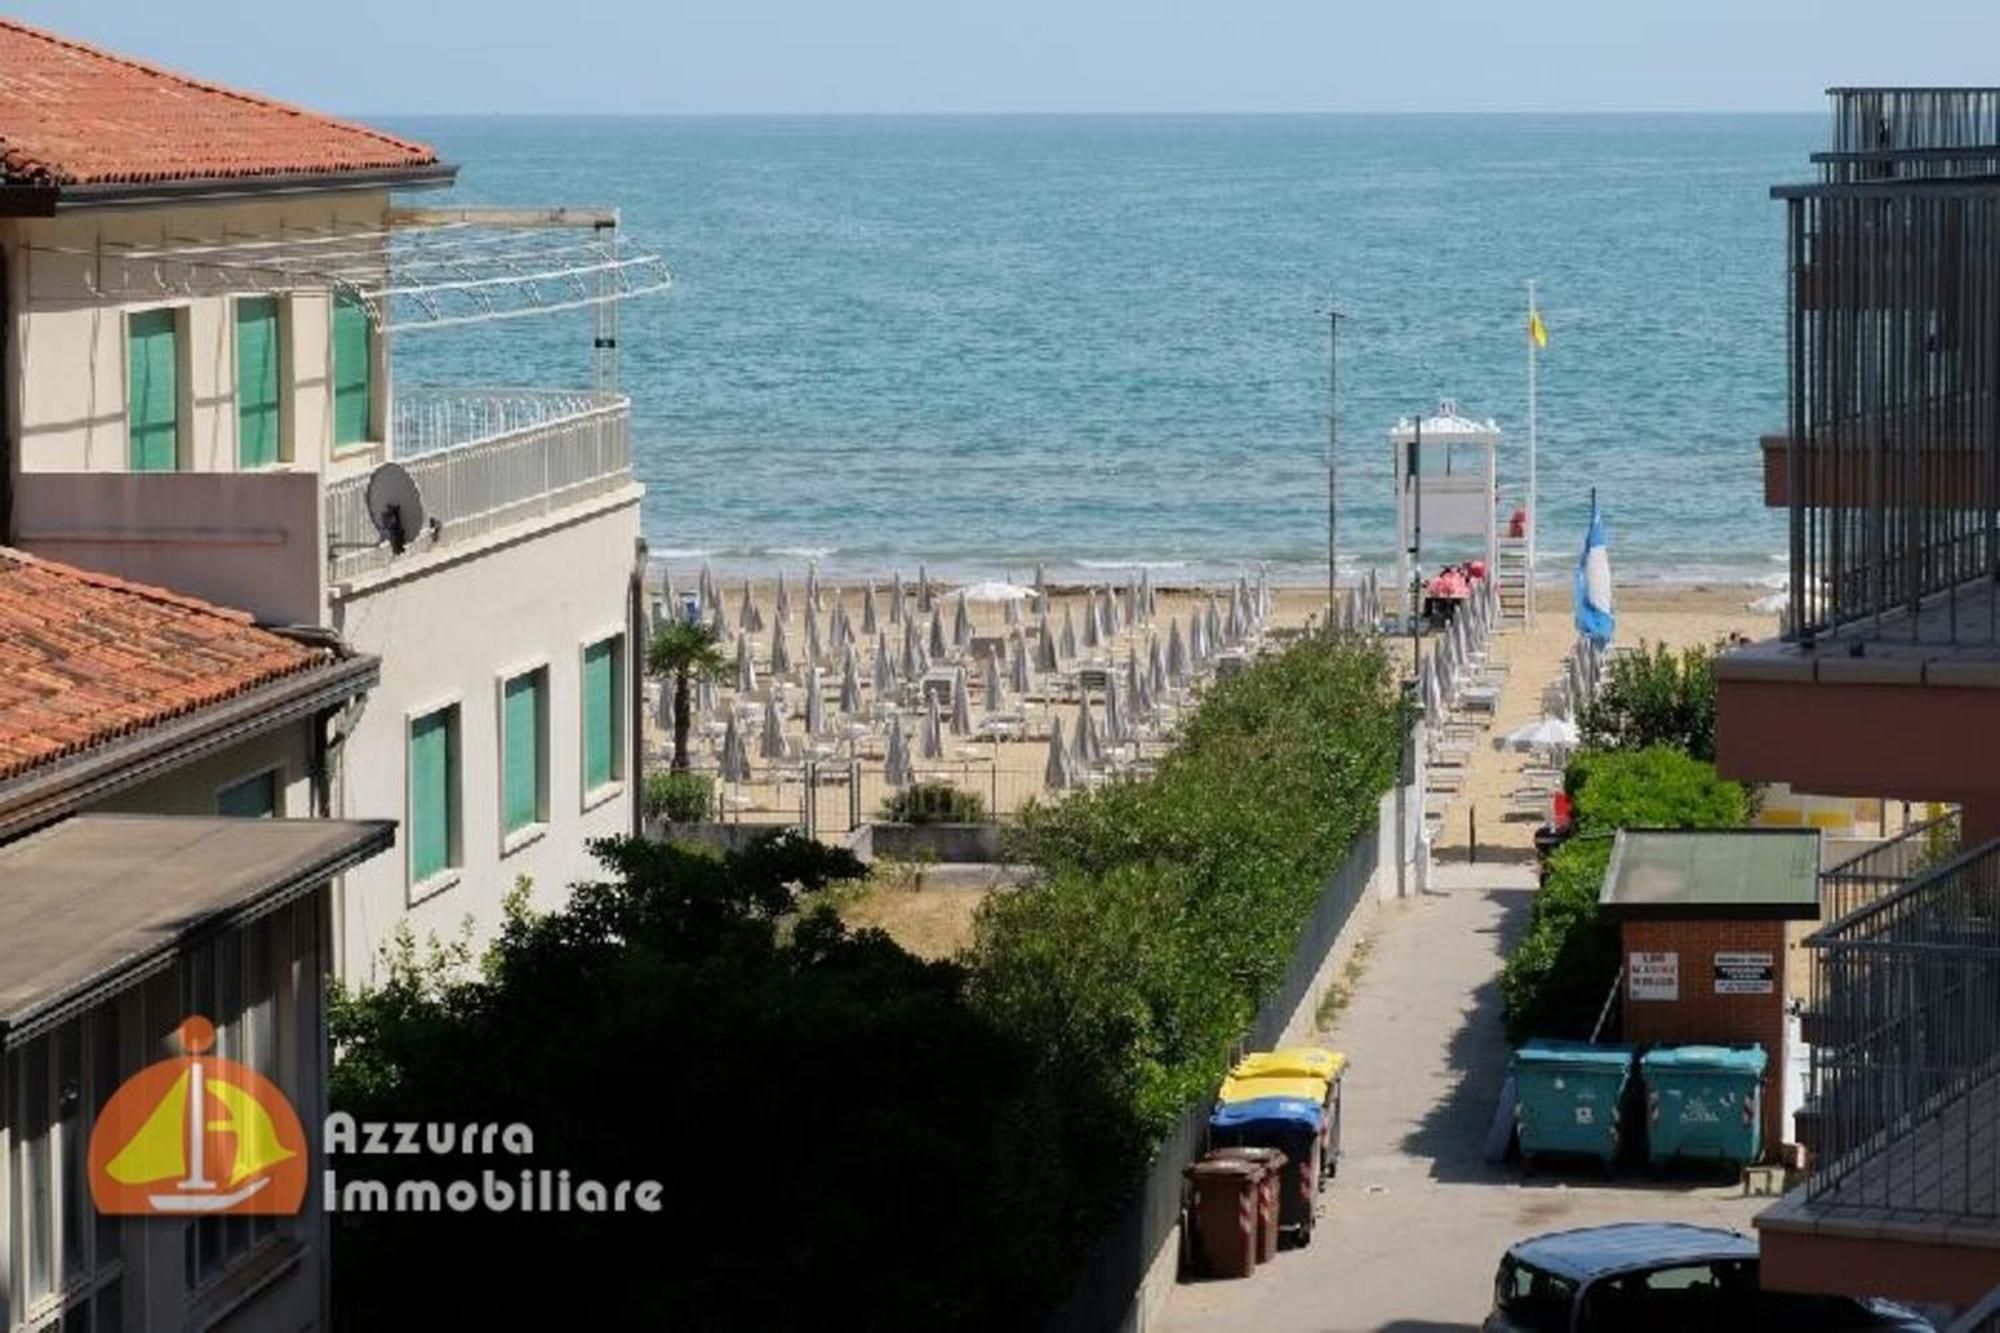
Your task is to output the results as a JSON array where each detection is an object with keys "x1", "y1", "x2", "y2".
[
  {"x1": 5, "y1": 194, "x2": 387, "y2": 481},
  {"x1": 330, "y1": 493, "x2": 641, "y2": 982},
  {"x1": 91, "y1": 725, "x2": 316, "y2": 821}
]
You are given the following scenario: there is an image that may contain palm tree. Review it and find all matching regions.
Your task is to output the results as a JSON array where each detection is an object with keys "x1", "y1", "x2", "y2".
[{"x1": 647, "y1": 620, "x2": 728, "y2": 772}]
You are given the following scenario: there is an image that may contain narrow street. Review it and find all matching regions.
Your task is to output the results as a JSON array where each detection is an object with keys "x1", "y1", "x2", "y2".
[{"x1": 1158, "y1": 858, "x2": 1763, "y2": 1333}]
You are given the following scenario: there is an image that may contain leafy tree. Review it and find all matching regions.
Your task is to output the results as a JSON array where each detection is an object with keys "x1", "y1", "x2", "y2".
[
  {"x1": 1578, "y1": 640, "x2": 1720, "y2": 761},
  {"x1": 646, "y1": 619, "x2": 728, "y2": 771}
]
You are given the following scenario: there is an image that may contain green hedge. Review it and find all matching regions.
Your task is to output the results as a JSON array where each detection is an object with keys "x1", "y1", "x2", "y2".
[
  {"x1": 1500, "y1": 746, "x2": 1747, "y2": 1041},
  {"x1": 970, "y1": 633, "x2": 1406, "y2": 1151}
]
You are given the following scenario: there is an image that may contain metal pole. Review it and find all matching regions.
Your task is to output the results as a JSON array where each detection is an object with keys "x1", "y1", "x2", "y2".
[
  {"x1": 1328, "y1": 309, "x2": 1344, "y2": 623},
  {"x1": 1527, "y1": 279, "x2": 1539, "y2": 627},
  {"x1": 1410, "y1": 412, "x2": 1424, "y2": 665}
]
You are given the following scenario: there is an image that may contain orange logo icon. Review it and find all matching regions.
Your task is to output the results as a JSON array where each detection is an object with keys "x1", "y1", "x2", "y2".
[{"x1": 87, "y1": 1016, "x2": 307, "y2": 1216}]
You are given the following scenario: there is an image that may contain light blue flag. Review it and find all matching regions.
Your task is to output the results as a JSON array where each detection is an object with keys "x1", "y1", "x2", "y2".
[{"x1": 1573, "y1": 494, "x2": 1615, "y2": 647}]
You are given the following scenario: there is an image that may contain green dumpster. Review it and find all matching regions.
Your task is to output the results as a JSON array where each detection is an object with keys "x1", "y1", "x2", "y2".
[
  {"x1": 1641, "y1": 1044, "x2": 1768, "y2": 1168},
  {"x1": 1510, "y1": 1040, "x2": 1634, "y2": 1168}
]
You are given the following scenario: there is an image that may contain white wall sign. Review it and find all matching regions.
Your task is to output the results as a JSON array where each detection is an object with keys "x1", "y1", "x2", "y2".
[
  {"x1": 1629, "y1": 950, "x2": 1679, "y2": 1001},
  {"x1": 1714, "y1": 951, "x2": 1775, "y2": 995}
]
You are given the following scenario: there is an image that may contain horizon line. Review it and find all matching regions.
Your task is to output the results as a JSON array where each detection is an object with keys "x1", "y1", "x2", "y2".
[{"x1": 358, "y1": 106, "x2": 1829, "y2": 120}]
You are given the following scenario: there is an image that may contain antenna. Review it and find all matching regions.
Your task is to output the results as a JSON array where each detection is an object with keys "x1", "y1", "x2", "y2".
[{"x1": 363, "y1": 462, "x2": 427, "y2": 555}]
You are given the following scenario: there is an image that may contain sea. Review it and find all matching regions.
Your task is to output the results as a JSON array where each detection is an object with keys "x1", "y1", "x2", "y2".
[{"x1": 382, "y1": 113, "x2": 1817, "y2": 591}]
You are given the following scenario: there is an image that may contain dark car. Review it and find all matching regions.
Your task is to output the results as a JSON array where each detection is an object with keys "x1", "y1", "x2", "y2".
[{"x1": 1483, "y1": 1222, "x2": 1932, "y2": 1332}]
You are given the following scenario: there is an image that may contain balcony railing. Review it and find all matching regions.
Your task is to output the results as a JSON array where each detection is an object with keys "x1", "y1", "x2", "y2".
[
  {"x1": 1823, "y1": 88, "x2": 2000, "y2": 180},
  {"x1": 1806, "y1": 836, "x2": 2000, "y2": 1221},
  {"x1": 1821, "y1": 809, "x2": 1962, "y2": 927},
  {"x1": 327, "y1": 388, "x2": 632, "y2": 582}
]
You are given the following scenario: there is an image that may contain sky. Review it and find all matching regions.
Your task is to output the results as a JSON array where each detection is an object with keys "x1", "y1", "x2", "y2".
[{"x1": 13, "y1": 0, "x2": 2000, "y2": 115}]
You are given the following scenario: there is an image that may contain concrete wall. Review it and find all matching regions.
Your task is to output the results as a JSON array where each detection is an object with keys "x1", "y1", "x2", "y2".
[
  {"x1": 330, "y1": 493, "x2": 641, "y2": 982},
  {"x1": 12, "y1": 470, "x2": 324, "y2": 626},
  {"x1": 3, "y1": 194, "x2": 387, "y2": 483},
  {"x1": 91, "y1": 726, "x2": 316, "y2": 822}
]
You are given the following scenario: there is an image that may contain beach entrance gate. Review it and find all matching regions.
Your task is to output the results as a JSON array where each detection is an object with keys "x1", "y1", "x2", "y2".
[{"x1": 1390, "y1": 401, "x2": 1503, "y2": 628}]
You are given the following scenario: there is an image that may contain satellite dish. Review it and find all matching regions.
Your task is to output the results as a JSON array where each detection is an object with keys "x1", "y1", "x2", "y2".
[{"x1": 364, "y1": 462, "x2": 426, "y2": 556}]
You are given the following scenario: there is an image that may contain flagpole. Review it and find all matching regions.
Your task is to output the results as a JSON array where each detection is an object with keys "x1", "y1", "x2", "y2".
[
  {"x1": 1327, "y1": 309, "x2": 1343, "y2": 625},
  {"x1": 1527, "y1": 278, "x2": 1539, "y2": 629}
]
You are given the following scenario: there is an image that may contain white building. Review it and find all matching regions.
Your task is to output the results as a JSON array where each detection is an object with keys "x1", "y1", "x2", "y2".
[{"x1": 0, "y1": 18, "x2": 670, "y2": 981}]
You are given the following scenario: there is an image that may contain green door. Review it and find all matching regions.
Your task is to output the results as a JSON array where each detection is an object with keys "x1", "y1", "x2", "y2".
[
  {"x1": 332, "y1": 294, "x2": 372, "y2": 446},
  {"x1": 409, "y1": 709, "x2": 455, "y2": 882},
  {"x1": 236, "y1": 297, "x2": 281, "y2": 468},
  {"x1": 583, "y1": 640, "x2": 618, "y2": 791},
  {"x1": 503, "y1": 672, "x2": 545, "y2": 833},
  {"x1": 127, "y1": 309, "x2": 179, "y2": 472}
]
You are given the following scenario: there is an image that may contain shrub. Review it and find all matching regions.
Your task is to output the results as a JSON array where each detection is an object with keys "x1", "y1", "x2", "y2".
[
  {"x1": 644, "y1": 769, "x2": 714, "y2": 824},
  {"x1": 1578, "y1": 640, "x2": 1721, "y2": 761},
  {"x1": 881, "y1": 780, "x2": 987, "y2": 825},
  {"x1": 1501, "y1": 745, "x2": 1746, "y2": 1041}
]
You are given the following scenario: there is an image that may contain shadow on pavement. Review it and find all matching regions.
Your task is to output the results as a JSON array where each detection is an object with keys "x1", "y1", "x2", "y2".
[{"x1": 1374, "y1": 1321, "x2": 1481, "y2": 1332}]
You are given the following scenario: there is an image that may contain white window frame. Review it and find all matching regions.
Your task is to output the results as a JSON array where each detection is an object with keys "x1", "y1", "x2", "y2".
[
  {"x1": 496, "y1": 658, "x2": 552, "y2": 857},
  {"x1": 404, "y1": 695, "x2": 464, "y2": 905}
]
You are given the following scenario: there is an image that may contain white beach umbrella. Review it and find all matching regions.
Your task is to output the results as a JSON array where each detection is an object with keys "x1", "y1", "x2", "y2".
[
  {"x1": 983, "y1": 650, "x2": 1006, "y2": 715},
  {"x1": 901, "y1": 618, "x2": 922, "y2": 680},
  {"x1": 884, "y1": 715, "x2": 913, "y2": 788},
  {"x1": 1122, "y1": 580, "x2": 1138, "y2": 633},
  {"x1": 1138, "y1": 569, "x2": 1154, "y2": 623},
  {"x1": 1167, "y1": 618, "x2": 1189, "y2": 687},
  {"x1": 739, "y1": 582, "x2": 763, "y2": 635},
  {"x1": 861, "y1": 584, "x2": 880, "y2": 636},
  {"x1": 1044, "y1": 716, "x2": 1076, "y2": 790},
  {"x1": 1075, "y1": 695, "x2": 1103, "y2": 767},
  {"x1": 952, "y1": 592, "x2": 973, "y2": 651},
  {"x1": 841, "y1": 652, "x2": 863, "y2": 716},
  {"x1": 719, "y1": 712, "x2": 750, "y2": 783},
  {"x1": 1187, "y1": 610, "x2": 1206, "y2": 668},
  {"x1": 1103, "y1": 673, "x2": 1127, "y2": 744},
  {"x1": 805, "y1": 666, "x2": 827, "y2": 738},
  {"x1": 708, "y1": 598, "x2": 730, "y2": 641},
  {"x1": 775, "y1": 570, "x2": 791, "y2": 626},
  {"x1": 1033, "y1": 562, "x2": 1049, "y2": 615},
  {"x1": 760, "y1": 694, "x2": 788, "y2": 760},
  {"x1": 913, "y1": 641, "x2": 931, "y2": 680},
  {"x1": 1060, "y1": 606, "x2": 1079, "y2": 660},
  {"x1": 874, "y1": 633, "x2": 897, "y2": 696},
  {"x1": 1148, "y1": 633, "x2": 1167, "y2": 697},
  {"x1": 917, "y1": 562, "x2": 933, "y2": 614},
  {"x1": 770, "y1": 619, "x2": 793, "y2": 679},
  {"x1": 698, "y1": 560, "x2": 716, "y2": 612},
  {"x1": 1036, "y1": 616, "x2": 1060, "y2": 673},
  {"x1": 1082, "y1": 597, "x2": 1101, "y2": 651},
  {"x1": 1205, "y1": 598, "x2": 1223, "y2": 656},
  {"x1": 830, "y1": 597, "x2": 850, "y2": 659},
  {"x1": 1134, "y1": 660, "x2": 1155, "y2": 723},
  {"x1": 1004, "y1": 595, "x2": 1023, "y2": 628},
  {"x1": 922, "y1": 691, "x2": 945, "y2": 760},
  {"x1": 1499, "y1": 715, "x2": 1580, "y2": 752},
  {"x1": 735, "y1": 631, "x2": 758, "y2": 694},
  {"x1": 1124, "y1": 655, "x2": 1142, "y2": 718},
  {"x1": 1013, "y1": 630, "x2": 1035, "y2": 694},
  {"x1": 928, "y1": 606, "x2": 948, "y2": 660},
  {"x1": 951, "y1": 667, "x2": 973, "y2": 736},
  {"x1": 1099, "y1": 588, "x2": 1117, "y2": 640},
  {"x1": 890, "y1": 571, "x2": 905, "y2": 626},
  {"x1": 1256, "y1": 565, "x2": 1272, "y2": 625},
  {"x1": 806, "y1": 560, "x2": 821, "y2": 612},
  {"x1": 805, "y1": 603, "x2": 824, "y2": 667}
]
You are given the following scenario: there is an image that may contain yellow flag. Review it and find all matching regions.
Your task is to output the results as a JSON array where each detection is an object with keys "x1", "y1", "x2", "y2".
[{"x1": 1528, "y1": 308, "x2": 1549, "y2": 349}]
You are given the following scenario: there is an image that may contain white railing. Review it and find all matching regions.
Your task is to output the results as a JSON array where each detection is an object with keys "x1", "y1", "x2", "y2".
[{"x1": 327, "y1": 388, "x2": 632, "y2": 582}]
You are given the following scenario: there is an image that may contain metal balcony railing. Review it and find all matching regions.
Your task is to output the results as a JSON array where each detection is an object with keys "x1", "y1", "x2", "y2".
[
  {"x1": 1821, "y1": 809, "x2": 1962, "y2": 927},
  {"x1": 327, "y1": 388, "x2": 632, "y2": 581},
  {"x1": 1806, "y1": 836, "x2": 2000, "y2": 1221},
  {"x1": 1823, "y1": 89, "x2": 2000, "y2": 175}
]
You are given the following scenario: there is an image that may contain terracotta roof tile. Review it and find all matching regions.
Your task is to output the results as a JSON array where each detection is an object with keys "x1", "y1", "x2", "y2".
[
  {"x1": 0, "y1": 549, "x2": 326, "y2": 782},
  {"x1": 0, "y1": 19, "x2": 438, "y2": 189}
]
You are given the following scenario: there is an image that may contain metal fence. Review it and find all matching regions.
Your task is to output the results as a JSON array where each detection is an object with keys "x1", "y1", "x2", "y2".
[
  {"x1": 327, "y1": 388, "x2": 632, "y2": 581},
  {"x1": 1806, "y1": 836, "x2": 2000, "y2": 1220},
  {"x1": 1041, "y1": 817, "x2": 1384, "y2": 1333},
  {"x1": 1823, "y1": 88, "x2": 2000, "y2": 182},
  {"x1": 1821, "y1": 808, "x2": 1962, "y2": 926}
]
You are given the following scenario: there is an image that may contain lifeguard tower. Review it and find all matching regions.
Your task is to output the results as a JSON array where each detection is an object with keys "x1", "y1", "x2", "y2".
[{"x1": 1391, "y1": 400, "x2": 1509, "y2": 629}]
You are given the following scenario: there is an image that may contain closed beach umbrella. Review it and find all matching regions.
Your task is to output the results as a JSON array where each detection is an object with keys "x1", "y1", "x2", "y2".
[
  {"x1": 708, "y1": 597, "x2": 729, "y2": 640},
  {"x1": 890, "y1": 571, "x2": 905, "y2": 626},
  {"x1": 862, "y1": 584, "x2": 879, "y2": 636},
  {"x1": 1099, "y1": 588, "x2": 1117, "y2": 640},
  {"x1": 805, "y1": 666, "x2": 827, "y2": 738},
  {"x1": 1103, "y1": 673, "x2": 1126, "y2": 744},
  {"x1": 913, "y1": 641, "x2": 930, "y2": 680},
  {"x1": 760, "y1": 694, "x2": 787, "y2": 760},
  {"x1": 841, "y1": 653, "x2": 863, "y2": 716},
  {"x1": 1004, "y1": 595, "x2": 1022, "y2": 628},
  {"x1": 1036, "y1": 615, "x2": 1060, "y2": 673},
  {"x1": 770, "y1": 619, "x2": 793, "y2": 678},
  {"x1": 696, "y1": 675, "x2": 717, "y2": 717},
  {"x1": 917, "y1": 562, "x2": 933, "y2": 613},
  {"x1": 1148, "y1": 633, "x2": 1166, "y2": 697},
  {"x1": 1075, "y1": 695, "x2": 1102, "y2": 767},
  {"x1": 901, "y1": 618, "x2": 922, "y2": 680},
  {"x1": 1060, "y1": 606, "x2": 1079, "y2": 660},
  {"x1": 719, "y1": 712, "x2": 750, "y2": 782},
  {"x1": 698, "y1": 560, "x2": 716, "y2": 612},
  {"x1": 951, "y1": 667, "x2": 973, "y2": 736},
  {"x1": 830, "y1": 598, "x2": 850, "y2": 659},
  {"x1": 922, "y1": 692, "x2": 944, "y2": 760},
  {"x1": 928, "y1": 606, "x2": 948, "y2": 660},
  {"x1": 1122, "y1": 580, "x2": 1138, "y2": 632},
  {"x1": 1012, "y1": 630, "x2": 1034, "y2": 694},
  {"x1": 1044, "y1": 715, "x2": 1075, "y2": 790},
  {"x1": 1139, "y1": 568, "x2": 1155, "y2": 622},
  {"x1": 1167, "y1": 618, "x2": 1189, "y2": 687},
  {"x1": 806, "y1": 560, "x2": 821, "y2": 612},
  {"x1": 1205, "y1": 598, "x2": 1223, "y2": 656},
  {"x1": 775, "y1": 570, "x2": 791, "y2": 626},
  {"x1": 984, "y1": 651, "x2": 1006, "y2": 715},
  {"x1": 804, "y1": 603, "x2": 823, "y2": 667},
  {"x1": 1082, "y1": 597, "x2": 1101, "y2": 651},
  {"x1": 1134, "y1": 661, "x2": 1155, "y2": 723},
  {"x1": 1187, "y1": 611, "x2": 1206, "y2": 668},
  {"x1": 874, "y1": 634, "x2": 897, "y2": 696},
  {"x1": 739, "y1": 582, "x2": 762, "y2": 635},
  {"x1": 735, "y1": 631, "x2": 758, "y2": 693},
  {"x1": 952, "y1": 593, "x2": 973, "y2": 650},
  {"x1": 1125, "y1": 656, "x2": 1142, "y2": 717},
  {"x1": 884, "y1": 715, "x2": 913, "y2": 788}
]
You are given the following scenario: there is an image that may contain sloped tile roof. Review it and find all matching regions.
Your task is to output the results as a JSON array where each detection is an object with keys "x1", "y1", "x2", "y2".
[
  {"x1": 0, "y1": 549, "x2": 326, "y2": 781},
  {"x1": 0, "y1": 18, "x2": 438, "y2": 189}
]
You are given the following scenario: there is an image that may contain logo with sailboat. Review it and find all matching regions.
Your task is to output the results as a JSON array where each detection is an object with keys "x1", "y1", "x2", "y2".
[{"x1": 87, "y1": 1015, "x2": 308, "y2": 1216}]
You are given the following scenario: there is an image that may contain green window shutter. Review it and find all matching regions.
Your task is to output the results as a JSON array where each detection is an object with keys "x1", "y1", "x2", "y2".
[
  {"x1": 503, "y1": 672, "x2": 545, "y2": 833},
  {"x1": 216, "y1": 770, "x2": 279, "y2": 818},
  {"x1": 409, "y1": 709, "x2": 455, "y2": 882},
  {"x1": 236, "y1": 297, "x2": 281, "y2": 468},
  {"x1": 583, "y1": 639, "x2": 618, "y2": 791},
  {"x1": 332, "y1": 295, "x2": 372, "y2": 447},
  {"x1": 127, "y1": 309, "x2": 179, "y2": 472}
]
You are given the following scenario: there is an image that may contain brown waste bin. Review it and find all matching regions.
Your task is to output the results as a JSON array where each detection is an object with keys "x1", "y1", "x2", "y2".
[
  {"x1": 1203, "y1": 1147, "x2": 1285, "y2": 1262},
  {"x1": 1182, "y1": 1158, "x2": 1261, "y2": 1279}
]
